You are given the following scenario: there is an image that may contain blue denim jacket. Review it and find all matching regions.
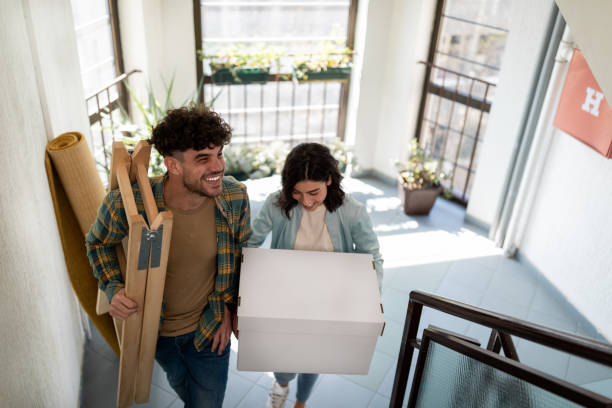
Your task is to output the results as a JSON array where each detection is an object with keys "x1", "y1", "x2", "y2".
[{"x1": 248, "y1": 191, "x2": 383, "y2": 293}]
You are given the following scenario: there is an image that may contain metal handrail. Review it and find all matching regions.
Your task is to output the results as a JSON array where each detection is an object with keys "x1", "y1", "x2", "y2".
[
  {"x1": 390, "y1": 290, "x2": 612, "y2": 408},
  {"x1": 85, "y1": 68, "x2": 141, "y2": 101},
  {"x1": 86, "y1": 69, "x2": 142, "y2": 173}
]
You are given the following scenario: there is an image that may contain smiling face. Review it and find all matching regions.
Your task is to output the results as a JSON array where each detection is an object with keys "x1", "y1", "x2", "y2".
[
  {"x1": 174, "y1": 145, "x2": 225, "y2": 197},
  {"x1": 291, "y1": 177, "x2": 331, "y2": 211}
]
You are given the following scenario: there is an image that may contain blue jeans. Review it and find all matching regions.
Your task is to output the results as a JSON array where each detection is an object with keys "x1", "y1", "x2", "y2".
[
  {"x1": 274, "y1": 372, "x2": 319, "y2": 403},
  {"x1": 155, "y1": 331, "x2": 230, "y2": 408}
]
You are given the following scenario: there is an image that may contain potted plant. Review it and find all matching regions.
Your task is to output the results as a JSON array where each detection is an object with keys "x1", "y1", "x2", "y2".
[
  {"x1": 108, "y1": 74, "x2": 214, "y2": 177},
  {"x1": 395, "y1": 139, "x2": 447, "y2": 215},
  {"x1": 199, "y1": 44, "x2": 283, "y2": 85},
  {"x1": 223, "y1": 141, "x2": 288, "y2": 180},
  {"x1": 329, "y1": 138, "x2": 357, "y2": 174},
  {"x1": 292, "y1": 43, "x2": 353, "y2": 81}
]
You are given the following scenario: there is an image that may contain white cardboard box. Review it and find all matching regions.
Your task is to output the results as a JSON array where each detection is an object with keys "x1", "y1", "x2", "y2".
[{"x1": 237, "y1": 247, "x2": 385, "y2": 374}]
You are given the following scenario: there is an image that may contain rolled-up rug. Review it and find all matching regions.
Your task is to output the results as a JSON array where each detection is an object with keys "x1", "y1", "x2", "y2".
[{"x1": 45, "y1": 132, "x2": 119, "y2": 355}]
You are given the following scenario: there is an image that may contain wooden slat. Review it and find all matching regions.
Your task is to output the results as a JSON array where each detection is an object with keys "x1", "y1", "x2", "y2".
[
  {"x1": 96, "y1": 288, "x2": 111, "y2": 315},
  {"x1": 109, "y1": 141, "x2": 131, "y2": 192},
  {"x1": 106, "y1": 140, "x2": 168, "y2": 406},
  {"x1": 116, "y1": 162, "x2": 138, "y2": 222},
  {"x1": 134, "y1": 211, "x2": 173, "y2": 403},
  {"x1": 114, "y1": 317, "x2": 123, "y2": 345},
  {"x1": 129, "y1": 141, "x2": 150, "y2": 181},
  {"x1": 117, "y1": 214, "x2": 148, "y2": 408},
  {"x1": 98, "y1": 142, "x2": 131, "y2": 317},
  {"x1": 112, "y1": 141, "x2": 146, "y2": 407},
  {"x1": 112, "y1": 243, "x2": 128, "y2": 344},
  {"x1": 131, "y1": 141, "x2": 158, "y2": 224}
]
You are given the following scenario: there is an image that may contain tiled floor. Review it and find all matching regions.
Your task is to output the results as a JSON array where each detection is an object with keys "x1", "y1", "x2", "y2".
[{"x1": 80, "y1": 175, "x2": 612, "y2": 407}]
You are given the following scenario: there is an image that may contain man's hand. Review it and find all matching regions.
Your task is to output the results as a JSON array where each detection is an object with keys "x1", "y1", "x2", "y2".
[
  {"x1": 109, "y1": 288, "x2": 138, "y2": 320},
  {"x1": 211, "y1": 304, "x2": 232, "y2": 355}
]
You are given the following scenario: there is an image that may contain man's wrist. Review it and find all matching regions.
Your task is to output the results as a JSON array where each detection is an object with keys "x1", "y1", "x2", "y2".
[{"x1": 105, "y1": 282, "x2": 125, "y2": 303}]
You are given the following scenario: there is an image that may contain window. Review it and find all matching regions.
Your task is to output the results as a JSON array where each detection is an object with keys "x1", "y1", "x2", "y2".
[
  {"x1": 70, "y1": 0, "x2": 121, "y2": 97},
  {"x1": 415, "y1": 0, "x2": 512, "y2": 203},
  {"x1": 70, "y1": 0, "x2": 125, "y2": 177},
  {"x1": 196, "y1": 0, "x2": 357, "y2": 146}
]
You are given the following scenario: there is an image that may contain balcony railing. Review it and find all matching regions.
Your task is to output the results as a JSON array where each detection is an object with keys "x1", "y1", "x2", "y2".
[
  {"x1": 416, "y1": 61, "x2": 497, "y2": 204},
  {"x1": 200, "y1": 53, "x2": 351, "y2": 148},
  {"x1": 85, "y1": 68, "x2": 141, "y2": 177},
  {"x1": 85, "y1": 68, "x2": 348, "y2": 182}
]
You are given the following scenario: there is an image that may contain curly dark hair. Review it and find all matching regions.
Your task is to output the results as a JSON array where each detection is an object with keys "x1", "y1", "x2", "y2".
[
  {"x1": 278, "y1": 142, "x2": 345, "y2": 218},
  {"x1": 149, "y1": 105, "x2": 232, "y2": 157}
]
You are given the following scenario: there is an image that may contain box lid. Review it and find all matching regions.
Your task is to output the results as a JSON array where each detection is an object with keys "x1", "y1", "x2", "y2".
[{"x1": 238, "y1": 248, "x2": 384, "y2": 336}]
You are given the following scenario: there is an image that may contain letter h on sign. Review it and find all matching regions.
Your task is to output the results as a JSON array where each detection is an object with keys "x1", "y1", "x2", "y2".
[
  {"x1": 581, "y1": 87, "x2": 604, "y2": 117},
  {"x1": 553, "y1": 48, "x2": 612, "y2": 158}
]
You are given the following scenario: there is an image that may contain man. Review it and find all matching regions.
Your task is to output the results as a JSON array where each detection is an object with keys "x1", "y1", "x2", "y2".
[{"x1": 86, "y1": 105, "x2": 251, "y2": 407}]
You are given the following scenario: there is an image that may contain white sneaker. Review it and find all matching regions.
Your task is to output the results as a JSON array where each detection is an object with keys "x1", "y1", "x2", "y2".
[{"x1": 265, "y1": 381, "x2": 289, "y2": 408}]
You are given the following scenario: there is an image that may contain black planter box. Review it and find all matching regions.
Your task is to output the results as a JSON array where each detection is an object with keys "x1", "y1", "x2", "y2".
[
  {"x1": 295, "y1": 66, "x2": 351, "y2": 81},
  {"x1": 211, "y1": 67, "x2": 270, "y2": 84}
]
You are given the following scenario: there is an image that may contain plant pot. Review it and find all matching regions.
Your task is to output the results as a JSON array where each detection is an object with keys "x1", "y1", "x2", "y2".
[
  {"x1": 398, "y1": 177, "x2": 442, "y2": 215},
  {"x1": 211, "y1": 67, "x2": 270, "y2": 84},
  {"x1": 294, "y1": 66, "x2": 351, "y2": 81}
]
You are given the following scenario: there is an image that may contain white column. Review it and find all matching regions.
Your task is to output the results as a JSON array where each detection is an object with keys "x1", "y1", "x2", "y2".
[
  {"x1": 119, "y1": 0, "x2": 198, "y2": 112},
  {"x1": 352, "y1": 0, "x2": 436, "y2": 177}
]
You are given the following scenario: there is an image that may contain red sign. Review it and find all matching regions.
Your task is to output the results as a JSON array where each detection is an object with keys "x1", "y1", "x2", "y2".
[{"x1": 553, "y1": 48, "x2": 612, "y2": 158}]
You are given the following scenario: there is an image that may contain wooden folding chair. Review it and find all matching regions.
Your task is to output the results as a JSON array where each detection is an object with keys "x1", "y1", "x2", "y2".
[{"x1": 95, "y1": 140, "x2": 173, "y2": 407}]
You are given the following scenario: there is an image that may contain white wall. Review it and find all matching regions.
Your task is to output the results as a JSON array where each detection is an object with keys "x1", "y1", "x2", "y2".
[
  {"x1": 25, "y1": 0, "x2": 91, "y2": 145},
  {"x1": 119, "y1": 0, "x2": 197, "y2": 111},
  {"x1": 519, "y1": 130, "x2": 612, "y2": 340},
  {"x1": 0, "y1": 1, "x2": 86, "y2": 406},
  {"x1": 466, "y1": 0, "x2": 556, "y2": 228},
  {"x1": 160, "y1": 0, "x2": 198, "y2": 105},
  {"x1": 353, "y1": 0, "x2": 436, "y2": 175},
  {"x1": 510, "y1": 8, "x2": 612, "y2": 340},
  {"x1": 466, "y1": 0, "x2": 612, "y2": 339}
]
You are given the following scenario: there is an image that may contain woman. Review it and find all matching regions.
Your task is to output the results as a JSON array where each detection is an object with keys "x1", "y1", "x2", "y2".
[{"x1": 247, "y1": 143, "x2": 383, "y2": 408}]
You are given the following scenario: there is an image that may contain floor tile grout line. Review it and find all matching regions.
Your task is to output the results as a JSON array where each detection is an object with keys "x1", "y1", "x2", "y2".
[
  {"x1": 231, "y1": 381, "x2": 257, "y2": 408},
  {"x1": 523, "y1": 271, "x2": 540, "y2": 316},
  {"x1": 477, "y1": 259, "x2": 497, "y2": 303},
  {"x1": 432, "y1": 261, "x2": 452, "y2": 293},
  {"x1": 328, "y1": 375, "x2": 380, "y2": 404},
  {"x1": 562, "y1": 348, "x2": 573, "y2": 382},
  {"x1": 164, "y1": 396, "x2": 178, "y2": 408},
  {"x1": 85, "y1": 342, "x2": 118, "y2": 364},
  {"x1": 365, "y1": 387, "x2": 378, "y2": 407},
  {"x1": 340, "y1": 371, "x2": 390, "y2": 393},
  {"x1": 374, "y1": 347, "x2": 400, "y2": 360},
  {"x1": 153, "y1": 380, "x2": 178, "y2": 396}
]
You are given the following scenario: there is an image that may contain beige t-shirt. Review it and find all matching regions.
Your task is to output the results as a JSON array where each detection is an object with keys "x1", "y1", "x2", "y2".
[
  {"x1": 294, "y1": 204, "x2": 334, "y2": 252},
  {"x1": 159, "y1": 198, "x2": 217, "y2": 336}
]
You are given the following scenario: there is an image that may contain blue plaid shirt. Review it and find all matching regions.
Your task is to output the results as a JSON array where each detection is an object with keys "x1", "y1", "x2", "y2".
[{"x1": 86, "y1": 175, "x2": 251, "y2": 350}]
